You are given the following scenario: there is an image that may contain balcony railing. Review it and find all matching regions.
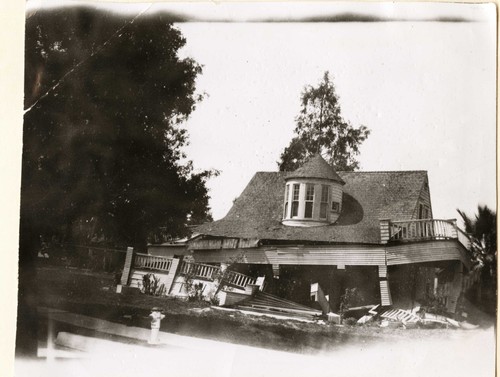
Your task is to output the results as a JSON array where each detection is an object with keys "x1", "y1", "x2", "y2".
[
  {"x1": 388, "y1": 219, "x2": 471, "y2": 250},
  {"x1": 179, "y1": 261, "x2": 256, "y2": 289},
  {"x1": 133, "y1": 254, "x2": 258, "y2": 290},
  {"x1": 225, "y1": 270, "x2": 257, "y2": 288},
  {"x1": 134, "y1": 253, "x2": 173, "y2": 272},
  {"x1": 179, "y1": 261, "x2": 220, "y2": 280}
]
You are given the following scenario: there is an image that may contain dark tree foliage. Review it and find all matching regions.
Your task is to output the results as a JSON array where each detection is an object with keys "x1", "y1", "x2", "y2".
[
  {"x1": 19, "y1": 7, "x2": 216, "y2": 357},
  {"x1": 457, "y1": 205, "x2": 497, "y2": 313},
  {"x1": 22, "y1": 8, "x2": 214, "y2": 250},
  {"x1": 458, "y1": 205, "x2": 496, "y2": 259},
  {"x1": 278, "y1": 71, "x2": 370, "y2": 171}
]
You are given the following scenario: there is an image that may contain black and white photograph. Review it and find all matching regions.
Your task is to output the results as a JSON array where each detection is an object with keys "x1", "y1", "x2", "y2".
[{"x1": 4, "y1": 1, "x2": 497, "y2": 376}]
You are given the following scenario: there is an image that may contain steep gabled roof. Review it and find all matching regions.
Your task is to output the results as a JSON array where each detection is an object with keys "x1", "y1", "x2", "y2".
[
  {"x1": 286, "y1": 154, "x2": 345, "y2": 184},
  {"x1": 194, "y1": 170, "x2": 428, "y2": 244}
]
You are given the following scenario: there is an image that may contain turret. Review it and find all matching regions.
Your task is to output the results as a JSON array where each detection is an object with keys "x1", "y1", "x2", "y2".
[{"x1": 282, "y1": 155, "x2": 345, "y2": 227}]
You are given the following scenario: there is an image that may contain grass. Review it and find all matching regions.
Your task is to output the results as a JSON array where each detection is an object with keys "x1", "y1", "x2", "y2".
[{"x1": 36, "y1": 265, "x2": 494, "y2": 354}]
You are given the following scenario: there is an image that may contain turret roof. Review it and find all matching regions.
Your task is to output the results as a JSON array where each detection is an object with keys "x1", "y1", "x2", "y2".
[{"x1": 286, "y1": 154, "x2": 345, "y2": 184}]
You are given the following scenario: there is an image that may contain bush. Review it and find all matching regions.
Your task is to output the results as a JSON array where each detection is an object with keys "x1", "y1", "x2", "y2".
[
  {"x1": 142, "y1": 273, "x2": 166, "y2": 296},
  {"x1": 188, "y1": 282, "x2": 205, "y2": 302},
  {"x1": 209, "y1": 295, "x2": 220, "y2": 306}
]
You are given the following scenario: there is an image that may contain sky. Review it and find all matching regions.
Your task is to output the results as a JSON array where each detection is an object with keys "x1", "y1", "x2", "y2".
[
  {"x1": 165, "y1": 4, "x2": 496, "y2": 222},
  {"x1": 23, "y1": 0, "x2": 497, "y2": 222},
  {"x1": 18, "y1": 1, "x2": 500, "y2": 224}
]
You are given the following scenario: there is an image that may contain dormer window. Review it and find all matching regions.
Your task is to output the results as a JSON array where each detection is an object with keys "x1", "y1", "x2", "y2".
[
  {"x1": 305, "y1": 184, "x2": 315, "y2": 218},
  {"x1": 282, "y1": 154, "x2": 345, "y2": 227}
]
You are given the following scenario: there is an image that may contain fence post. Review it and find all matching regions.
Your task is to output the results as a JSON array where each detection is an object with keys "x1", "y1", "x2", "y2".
[
  {"x1": 164, "y1": 258, "x2": 181, "y2": 295},
  {"x1": 120, "y1": 247, "x2": 134, "y2": 286}
]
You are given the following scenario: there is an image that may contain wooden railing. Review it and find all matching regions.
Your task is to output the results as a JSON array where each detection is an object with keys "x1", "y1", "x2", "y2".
[
  {"x1": 179, "y1": 261, "x2": 256, "y2": 289},
  {"x1": 134, "y1": 253, "x2": 173, "y2": 272},
  {"x1": 389, "y1": 219, "x2": 457, "y2": 241},
  {"x1": 388, "y1": 219, "x2": 471, "y2": 250},
  {"x1": 179, "y1": 261, "x2": 220, "y2": 280},
  {"x1": 389, "y1": 219, "x2": 456, "y2": 241},
  {"x1": 133, "y1": 255, "x2": 257, "y2": 289},
  {"x1": 225, "y1": 270, "x2": 257, "y2": 289}
]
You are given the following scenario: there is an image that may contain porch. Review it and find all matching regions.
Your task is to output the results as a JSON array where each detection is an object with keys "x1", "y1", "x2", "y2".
[
  {"x1": 126, "y1": 251, "x2": 257, "y2": 296},
  {"x1": 381, "y1": 218, "x2": 471, "y2": 250}
]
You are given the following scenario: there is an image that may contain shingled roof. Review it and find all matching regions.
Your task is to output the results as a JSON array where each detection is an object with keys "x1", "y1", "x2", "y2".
[
  {"x1": 194, "y1": 170, "x2": 428, "y2": 244},
  {"x1": 286, "y1": 154, "x2": 345, "y2": 184}
]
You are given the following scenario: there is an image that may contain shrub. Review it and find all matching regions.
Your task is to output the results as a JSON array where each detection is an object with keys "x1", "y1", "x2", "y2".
[
  {"x1": 188, "y1": 282, "x2": 205, "y2": 301},
  {"x1": 142, "y1": 273, "x2": 166, "y2": 296},
  {"x1": 209, "y1": 295, "x2": 220, "y2": 306}
]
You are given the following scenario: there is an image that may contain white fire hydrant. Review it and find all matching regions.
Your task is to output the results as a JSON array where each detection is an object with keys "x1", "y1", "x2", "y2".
[{"x1": 148, "y1": 307, "x2": 165, "y2": 345}]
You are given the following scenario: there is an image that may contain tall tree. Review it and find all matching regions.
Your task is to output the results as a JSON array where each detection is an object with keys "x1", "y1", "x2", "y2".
[
  {"x1": 278, "y1": 71, "x2": 370, "y2": 171},
  {"x1": 22, "y1": 8, "x2": 214, "y2": 250},
  {"x1": 18, "y1": 7, "x2": 215, "y2": 355}
]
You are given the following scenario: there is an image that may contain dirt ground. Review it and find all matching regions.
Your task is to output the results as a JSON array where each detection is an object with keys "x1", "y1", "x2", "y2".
[{"x1": 36, "y1": 265, "x2": 496, "y2": 354}]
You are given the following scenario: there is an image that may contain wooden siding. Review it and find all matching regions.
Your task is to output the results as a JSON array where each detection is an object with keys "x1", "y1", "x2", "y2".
[
  {"x1": 413, "y1": 177, "x2": 433, "y2": 219},
  {"x1": 188, "y1": 238, "x2": 259, "y2": 250},
  {"x1": 193, "y1": 245, "x2": 386, "y2": 266},
  {"x1": 238, "y1": 238, "x2": 260, "y2": 248},
  {"x1": 267, "y1": 247, "x2": 385, "y2": 266},
  {"x1": 192, "y1": 248, "x2": 268, "y2": 264},
  {"x1": 222, "y1": 238, "x2": 239, "y2": 249},
  {"x1": 148, "y1": 245, "x2": 189, "y2": 258},
  {"x1": 189, "y1": 239, "x2": 224, "y2": 250},
  {"x1": 386, "y1": 240, "x2": 470, "y2": 268}
]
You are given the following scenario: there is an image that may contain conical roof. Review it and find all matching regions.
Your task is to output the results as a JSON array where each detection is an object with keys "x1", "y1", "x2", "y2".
[{"x1": 286, "y1": 154, "x2": 345, "y2": 184}]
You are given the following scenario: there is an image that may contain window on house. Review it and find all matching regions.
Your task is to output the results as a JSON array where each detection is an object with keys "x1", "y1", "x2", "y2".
[
  {"x1": 291, "y1": 184, "x2": 300, "y2": 217},
  {"x1": 320, "y1": 184, "x2": 329, "y2": 219},
  {"x1": 331, "y1": 201, "x2": 340, "y2": 213},
  {"x1": 304, "y1": 184, "x2": 314, "y2": 218},
  {"x1": 284, "y1": 184, "x2": 290, "y2": 218}
]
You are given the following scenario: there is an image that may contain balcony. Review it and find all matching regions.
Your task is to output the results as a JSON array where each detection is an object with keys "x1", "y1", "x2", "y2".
[{"x1": 381, "y1": 219, "x2": 471, "y2": 250}]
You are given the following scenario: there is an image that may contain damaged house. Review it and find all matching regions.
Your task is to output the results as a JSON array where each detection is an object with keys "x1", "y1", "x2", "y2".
[{"x1": 121, "y1": 155, "x2": 474, "y2": 317}]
